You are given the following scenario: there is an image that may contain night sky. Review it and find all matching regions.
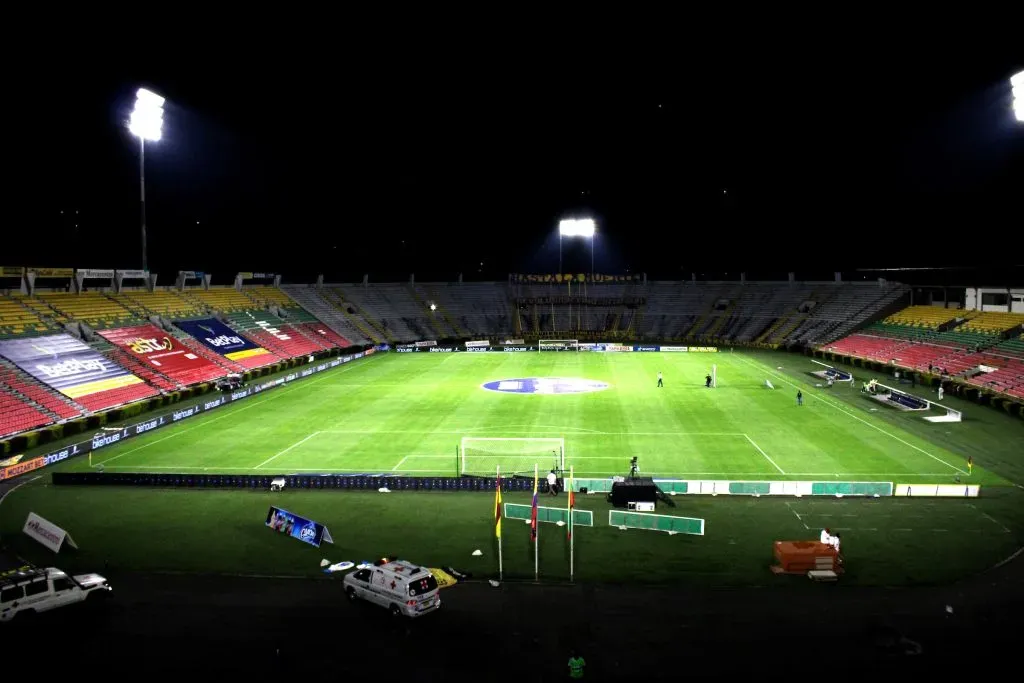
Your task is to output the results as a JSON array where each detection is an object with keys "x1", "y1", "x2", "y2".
[{"x1": 10, "y1": 47, "x2": 1023, "y2": 285}]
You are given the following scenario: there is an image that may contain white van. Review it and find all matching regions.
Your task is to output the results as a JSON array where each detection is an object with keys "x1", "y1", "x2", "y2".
[
  {"x1": 1, "y1": 566, "x2": 112, "y2": 622},
  {"x1": 343, "y1": 560, "x2": 440, "y2": 618}
]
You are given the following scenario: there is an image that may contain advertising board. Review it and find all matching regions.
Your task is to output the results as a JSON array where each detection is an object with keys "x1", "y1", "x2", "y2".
[
  {"x1": 0, "y1": 334, "x2": 147, "y2": 400},
  {"x1": 98, "y1": 325, "x2": 222, "y2": 382},
  {"x1": 175, "y1": 318, "x2": 274, "y2": 363}
]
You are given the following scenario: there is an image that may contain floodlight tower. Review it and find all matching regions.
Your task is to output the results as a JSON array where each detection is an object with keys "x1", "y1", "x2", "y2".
[
  {"x1": 128, "y1": 88, "x2": 165, "y2": 273},
  {"x1": 1013, "y1": 71, "x2": 1024, "y2": 122},
  {"x1": 558, "y1": 218, "x2": 596, "y2": 277}
]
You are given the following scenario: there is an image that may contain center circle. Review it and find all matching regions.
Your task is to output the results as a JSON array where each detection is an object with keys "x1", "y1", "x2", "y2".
[{"x1": 481, "y1": 377, "x2": 610, "y2": 395}]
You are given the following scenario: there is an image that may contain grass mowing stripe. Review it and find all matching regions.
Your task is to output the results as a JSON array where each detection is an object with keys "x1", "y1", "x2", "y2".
[{"x1": 727, "y1": 353, "x2": 968, "y2": 475}]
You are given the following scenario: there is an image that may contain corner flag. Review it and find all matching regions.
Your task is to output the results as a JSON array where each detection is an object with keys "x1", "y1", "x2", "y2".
[
  {"x1": 495, "y1": 466, "x2": 504, "y2": 580},
  {"x1": 568, "y1": 466, "x2": 575, "y2": 581},
  {"x1": 531, "y1": 465, "x2": 539, "y2": 542}
]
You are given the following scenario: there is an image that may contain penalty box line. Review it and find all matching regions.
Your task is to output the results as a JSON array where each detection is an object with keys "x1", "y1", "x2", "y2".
[{"x1": 727, "y1": 354, "x2": 967, "y2": 475}]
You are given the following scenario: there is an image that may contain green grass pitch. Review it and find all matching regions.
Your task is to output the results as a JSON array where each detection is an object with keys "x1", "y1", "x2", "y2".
[
  {"x1": 74, "y1": 351, "x2": 999, "y2": 482},
  {"x1": 2, "y1": 350, "x2": 1021, "y2": 586}
]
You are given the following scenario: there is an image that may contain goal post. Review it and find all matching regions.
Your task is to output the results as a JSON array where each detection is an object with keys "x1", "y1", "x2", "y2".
[
  {"x1": 538, "y1": 340, "x2": 579, "y2": 352},
  {"x1": 460, "y1": 437, "x2": 565, "y2": 476}
]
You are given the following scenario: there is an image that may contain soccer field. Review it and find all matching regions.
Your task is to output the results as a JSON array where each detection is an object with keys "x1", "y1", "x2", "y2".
[{"x1": 76, "y1": 350, "x2": 995, "y2": 484}]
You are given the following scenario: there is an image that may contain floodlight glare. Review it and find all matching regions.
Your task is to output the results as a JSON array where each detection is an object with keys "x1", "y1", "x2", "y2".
[
  {"x1": 1013, "y1": 71, "x2": 1024, "y2": 122},
  {"x1": 559, "y1": 218, "x2": 596, "y2": 237},
  {"x1": 129, "y1": 88, "x2": 165, "y2": 141}
]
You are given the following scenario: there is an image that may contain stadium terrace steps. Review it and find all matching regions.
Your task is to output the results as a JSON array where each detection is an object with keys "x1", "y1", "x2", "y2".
[
  {"x1": 183, "y1": 287, "x2": 259, "y2": 314},
  {"x1": 423, "y1": 283, "x2": 512, "y2": 338},
  {"x1": 336, "y1": 285, "x2": 424, "y2": 342},
  {"x1": 960, "y1": 310, "x2": 1024, "y2": 335},
  {"x1": 408, "y1": 286, "x2": 451, "y2": 338},
  {"x1": 0, "y1": 389, "x2": 52, "y2": 438},
  {"x1": 324, "y1": 289, "x2": 387, "y2": 343},
  {"x1": 294, "y1": 322, "x2": 351, "y2": 348},
  {"x1": 242, "y1": 286, "x2": 295, "y2": 309},
  {"x1": 118, "y1": 290, "x2": 205, "y2": 319},
  {"x1": 0, "y1": 361, "x2": 84, "y2": 420},
  {"x1": 865, "y1": 322, "x2": 999, "y2": 350},
  {"x1": 169, "y1": 331, "x2": 248, "y2": 373},
  {"x1": 0, "y1": 294, "x2": 61, "y2": 338},
  {"x1": 36, "y1": 291, "x2": 143, "y2": 330},
  {"x1": 99, "y1": 345, "x2": 180, "y2": 392},
  {"x1": 223, "y1": 311, "x2": 323, "y2": 359},
  {"x1": 97, "y1": 324, "x2": 231, "y2": 388},
  {"x1": 73, "y1": 382, "x2": 160, "y2": 412},
  {"x1": 277, "y1": 287, "x2": 372, "y2": 346},
  {"x1": 883, "y1": 305, "x2": 960, "y2": 329}
]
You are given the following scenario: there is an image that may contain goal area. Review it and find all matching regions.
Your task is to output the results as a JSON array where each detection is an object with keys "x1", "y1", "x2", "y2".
[
  {"x1": 460, "y1": 437, "x2": 565, "y2": 476},
  {"x1": 538, "y1": 339, "x2": 579, "y2": 352}
]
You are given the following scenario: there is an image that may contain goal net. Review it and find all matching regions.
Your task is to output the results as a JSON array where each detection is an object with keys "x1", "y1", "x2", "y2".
[
  {"x1": 460, "y1": 437, "x2": 565, "y2": 476},
  {"x1": 539, "y1": 339, "x2": 579, "y2": 352}
]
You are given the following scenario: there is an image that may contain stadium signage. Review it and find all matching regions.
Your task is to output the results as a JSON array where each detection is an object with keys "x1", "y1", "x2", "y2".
[
  {"x1": 173, "y1": 407, "x2": 198, "y2": 421},
  {"x1": 78, "y1": 269, "x2": 115, "y2": 279},
  {"x1": 0, "y1": 351, "x2": 373, "y2": 482},
  {"x1": 415, "y1": 340, "x2": 438, "y2": 347},
  {"x1": 503, "y1": 346, "x2": 530, "y2": 352},
  {"x1": 395, "y1": 347, "x2": 417, "y2": 353},
  {"x1": 465, "y1": 341, "x2": 490, "y2": 348},
  {"x1": 127, "y1": 337, "x2": 173, "y2": 354},
  {"x1": 208, "y1": 335, "x2": 245, "y2": 347},
  {"x1": 256, "y1": 320, "x2": 291, "y2": 340},
  {"x1": 481, "y1": 377, "x2": 611, "y2": 395},
  {"x1": 428, "y1": 347, "x2": 456, "y2": 353},
  {"x1": 634, "y1": 346, "x2": 660, "y2": 352},
  {"x1": 504, "y1": 339, "x2": 526, "y2": 345},
  {"x1": 43, "y1": 444, "x2": 80, "y2": 466},
  {"x1": 118, "y1": 270, "x2": 148, "y2": 279},
  {"x1": 133, "y1": 418, "x2": 162, "y2": 435},
  {"x1": 660, "y1": 346, "x2": 688, "y2": 352},
  {"x1": 689, "y1": 347, "x2": 718, "y2": 353},
  {"x1": 29, "y1": 268, "x2": 74, "y2": 278},
  {"x1": 605, "y1": 345, "x2": 632, "y2": 352},
  {"x1": 466, "y1": 347, "x2": 489, "y2": 353}
]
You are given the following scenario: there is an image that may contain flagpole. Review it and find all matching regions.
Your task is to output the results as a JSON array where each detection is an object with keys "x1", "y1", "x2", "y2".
[
  {"x1": 534, "y1": 463, "x2": 539, "y2": 582},
  {"x1": 569, "y1": 466, "x2": 575, "y2": 582},
  {"x1": 496, "y1": 465, "x2": 503, "y2": 581}
]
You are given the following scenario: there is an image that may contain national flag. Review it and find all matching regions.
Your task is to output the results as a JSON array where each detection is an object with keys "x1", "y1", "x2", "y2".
[
  {"x1": 494, "y1": 471, "x2": 503, "y2": 539},
  {"x1": 567, "y1": 468, "x2": 575, "y2": 541},
  {"x1": 530, "y1": 466, "x2": 539, "y2": 541}
]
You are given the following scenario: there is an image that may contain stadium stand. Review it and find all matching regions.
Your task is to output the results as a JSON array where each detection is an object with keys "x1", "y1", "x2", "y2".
[
  {"x1": 117, "y1": 289, "x2": 205, "y2": 320},
  {"x1": 184, "y1": 287, "x2": 259, "y2": 313},
  {"x1": 883, "y1": 305, "x2": 960, "y2": 329},
  {"x1": 222, "y1": 311, "x2": 325, "y2": 358},
  {"x1": 960, "y1": 311, "x2": 1024, "y2": 335},
  {"x1": 93, "y1": 340, "x2": 180, "y2": 392},
  {"x1": 168, "y1": 329, "x2": 248, "y2": 373},
  {"x1": 335, "y1": 284, "x2": 433, "y2": 342},
  {"x1": 0, "y1": 294, "x2": 61, "y2": 338},
  {"x1": 0, "y1": 360, "x2": 83, "y2": 420},
  {"x1": 243, "y1": 285, "x2": 294, "y2": 308},
  {"x1": 418, "y1": 283, "x2": 513, "y2": 339},
  {"x1": 36, "y1": 291, "x2": 143, "y2": 330},
  {"x1": 0, "y1": 389, "x2": 52, "y2": 438},
  {"x1": 277, "y1": 286, "x2": 373, "y2": 346},
  {"x1": 97, "y1": 325, "x2": 228, "y2": 387}
]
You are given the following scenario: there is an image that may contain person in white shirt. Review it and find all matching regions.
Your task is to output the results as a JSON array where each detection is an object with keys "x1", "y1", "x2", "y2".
[
  {"x1": 657, "y1": 371, "x2": 663, "y2": 388},
  {"x1": 820, "y1": 528, "x2": 833, "y2": 545},
  {"x1": 547, "y1": 469, "x2": 558, "y2": 496},
  {"x1": 832, "y1": 533, "x2": 841, "y2": 554}
]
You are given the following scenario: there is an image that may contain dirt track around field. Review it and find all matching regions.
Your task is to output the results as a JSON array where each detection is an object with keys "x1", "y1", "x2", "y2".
[{"x1": 20, "y1": 550, "x2": 1021, "y2": 681}]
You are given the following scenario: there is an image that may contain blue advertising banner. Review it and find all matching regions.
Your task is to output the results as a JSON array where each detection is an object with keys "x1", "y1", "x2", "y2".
[
  {"x1": 265, "y1": 506, "x2": 334, "y2": 548},
  {"x1": 175, "y1": 318, "x2": 273, "y2": 363}
]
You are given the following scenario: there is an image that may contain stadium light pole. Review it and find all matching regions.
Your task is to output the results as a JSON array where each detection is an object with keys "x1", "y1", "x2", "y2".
[
  {"x1": 128, "y1": 88, "x2": 165, "y2": 273},
  {"x1": 1013, "y1": 70, "x2": 1024, "y2": 122},
  {"x1": 558, "y1": 218, "x2": 596, "y2": 278}
]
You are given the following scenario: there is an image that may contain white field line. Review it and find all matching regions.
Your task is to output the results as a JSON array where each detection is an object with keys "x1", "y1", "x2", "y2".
[
  {"x1": 784, "y1": 502, "x2": 810, "y2": 529},
  {"x1": 255, "y1": 432, "x2": 322, "y2": 469},
  {"x1": 319, "y1": 430, "x2": 746, "y2": 436},
  {"x1": 0, "y1": 475, "x2": 42, "y2": 508},
  {"x1": 744, "y1": 434, "x2": 785, "y2": 474},
  {"x1": 391, "y1": 456, "x2": 408, "y2": 471},
  {"x1": 96, "y1": 466, "x2": 449, "y2": 472},
  {"x1": 93, "y1": 359, "x2": 373, "y2": 468},
  {"x1": 728, "y1": 354, "x2": 967, "y2": 475},
  {"x1": 968, "y1": 503, "x2": 1011, "y2": 533}
]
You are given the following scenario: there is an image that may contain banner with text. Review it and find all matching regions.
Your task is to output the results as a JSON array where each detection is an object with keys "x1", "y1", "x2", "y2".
[
  {"x1": 0, "y1": 266, "x2": 24, "y2": 277},
  {"x1": 266, "y1": 506, "x2": 334, "y2": 548},
  {"x1": 77, "y1": 269, "x2": 115, "y2": 279},
  {"x1": 117, "y1": 270, "x2": 148, "y2": 279},
  {"x1": 28, "y1": 267, "x2": 74, "y2": 278},
  {"x1": 465, "y1": 340, "x2": 490, "y2": 348},
  {"x1": 98, "y1": 325, "x2": 224, "y2": 383},
  {"x1": 175, "y1": 318, "x2": 273, "y2": 363},
  {"x1": 0, "y1": 334, "x2": 147, "y2": 400},
  {"x1": 513, "y1": 273, "x2": 642, "y2": 284}
]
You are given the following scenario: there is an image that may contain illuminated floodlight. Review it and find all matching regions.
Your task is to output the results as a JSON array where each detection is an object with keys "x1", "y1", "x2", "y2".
[
  {"x1": 559, "y1": 218, "x2": 596, "y2": 238},
  {"x1": 129, "y1": 88, "x2": 165, "y2": 141},
  {"x1": 1013, "y1": 71, "x2": 1024, "y2": 122}
]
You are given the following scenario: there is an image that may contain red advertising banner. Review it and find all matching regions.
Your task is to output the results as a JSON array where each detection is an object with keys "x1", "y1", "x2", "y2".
[
  {"x1": 98, "y1": 325, "x2": 223, "y2": 384},
  {"x1": 0, "y1": 456, "x2": 46, "y2": 481}
]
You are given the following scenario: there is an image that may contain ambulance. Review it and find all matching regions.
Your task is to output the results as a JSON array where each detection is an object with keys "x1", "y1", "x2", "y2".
[{"x1": 343, "y1": 560, "x2": 440, "y2": 617}]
